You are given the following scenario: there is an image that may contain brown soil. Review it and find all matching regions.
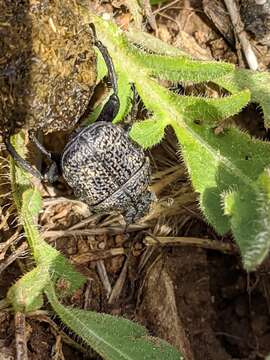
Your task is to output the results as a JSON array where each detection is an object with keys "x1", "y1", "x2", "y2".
[{"x1": 1, "y1": 1, "x2": 270, "y2": 360}]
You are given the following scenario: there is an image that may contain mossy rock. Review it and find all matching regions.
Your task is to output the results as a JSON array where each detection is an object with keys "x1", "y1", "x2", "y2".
[{"x1": 0, "y1": 0, "x2": 96, "y2": 134}]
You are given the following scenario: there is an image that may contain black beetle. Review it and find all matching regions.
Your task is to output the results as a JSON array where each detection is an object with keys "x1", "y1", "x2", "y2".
[{"x1": 60, "y1": 27, "x2": 155, "y2": 223}]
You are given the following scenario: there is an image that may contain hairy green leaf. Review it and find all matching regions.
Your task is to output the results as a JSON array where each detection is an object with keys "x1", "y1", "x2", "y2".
[
  {"x1": 174, "y1": 123, "x2": 270, "y2": 269},
  {"x1": 114, "y1": 71, "x2": 133, "y2": 123},
  {"x1": 175, "y1": 90, "x2": 250, "y2": 124},
  {"x1": 126, "y1": 22, "x2": 270, "y2": 126},
  {"x1": 150, "y1": 0, "x2": 169, "y2": 4},
  {"x1": 141, "y1": 52, "x2": 234, "y2": 83},
  {"x1": 216, "y1": 69, "x2": 270, "y2": 127},
  {"x1": 130, "y1": 117, "x2": 169, "y2": 148},
  {"x1": 127, "y1": 30, "x2": 188, "y2": 57},
  {"x1": 7, "y1": 267, "x2": 49, "y2": 312},
  {"x1": 47, "y1": 285, "x2": 183, "y2": 360},
  {"x1": 20, "y1": 189, "x2": 85, "y2": 294},
  {"x1": 224, "y1": 170, "x2": 270, "y2": 270}
]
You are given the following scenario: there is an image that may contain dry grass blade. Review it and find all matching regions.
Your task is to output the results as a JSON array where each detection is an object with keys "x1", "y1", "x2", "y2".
[
  {"x1": 151, "y1": 167, "x2": 185, "y2": 195},
  {"x1": 144, "y1": 235, "x2": 237, "y2": 254},
  {"x1": 42, "y1": 224, "x2": 150, "y2": 239},
  {"x1": 0, "y1": 242, "x2": 28, "y2": 275},
  {"x1": 108, "y1": 258, "x2": 129, "y2": 304},
  {"x1": 0, "y1": 228, "x2": 22, "y2": 260},
  {"x1": 70, "y1": 247, "x2": 125, "y2": 265},
  {"x1": 42, "y1": 197, "x2": 87, "y2": 208},
  {"x1": 96, "y1": 260, "x2": 112, "y2": 298}
]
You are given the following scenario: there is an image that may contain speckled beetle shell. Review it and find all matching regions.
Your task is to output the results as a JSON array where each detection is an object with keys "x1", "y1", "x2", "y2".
[
  {"x1": 0, "y1": 0, "x2": 96, "y2": 135},
  {"x1": 61, "y1": 122, "x2": 155, "y2": 223}
]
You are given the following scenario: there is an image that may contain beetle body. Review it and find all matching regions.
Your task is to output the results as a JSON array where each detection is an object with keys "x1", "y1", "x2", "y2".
[
  {"x1": 0, "y1": 0, "x2": 96, "y2": 135},
  {"x1": 61, "y1": 122, "x2": 155, "y2": 223}
]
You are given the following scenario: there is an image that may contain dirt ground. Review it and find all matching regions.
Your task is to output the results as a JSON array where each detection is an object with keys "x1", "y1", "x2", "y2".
[{"x1": 1, "y1": 0, "x2": 270, "y2": 359}]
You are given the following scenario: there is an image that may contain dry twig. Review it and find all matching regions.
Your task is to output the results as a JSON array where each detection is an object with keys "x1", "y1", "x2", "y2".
[
  {"x1": 15, "y1": 312, "x2": 28, "y2": 360},
  {"x1": 224, "y1": 0, "x2": 258, "y2": 70},
  {"x1": 108, "y1": 258, "x2": 129, "y2": 304}
]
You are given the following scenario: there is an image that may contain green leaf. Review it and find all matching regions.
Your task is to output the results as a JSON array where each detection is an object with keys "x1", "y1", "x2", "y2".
[
  {"x1": 130, "y1": 117, "x2": 169, "y2": 148},
  {"x1": 141, "y1": 52, "x2": 234, "y2": 83},
  {"x1": 175, "y1": 90, "x2": 250, "y2": 125},
  {"x1": 174, "y1": 122, "x2": 270, "y2": 269},
  {"x1": 150, "y1": 0, "x2": 169, "y2": 4},
  {"x1": 47, "y1": 285, "x2": 183, "y2": 360},
  {"x1": 7, "y1": 267, "x2": 49, "y2": 312},
  {"x1": 114, "y1": 71, "x2": 133, "y2": 123},
  {"x1": 224, "y1": 170, "x2": 270, "y2": 270},
  {"x1": 9, "y1": 133, "x2": 32, "y2": 210},
  {"x1": 84, "y1": 98, "x2": 106, "y2": 125},
  {"x1": 19, "y1": 189, "x2": 85, "y2": 293},
  {"x1": 127, "y1": 30, "x2": 188, "y2": 57},
  {"x1": 216, "y1": 69, "x2": 270, "y2": 127}
]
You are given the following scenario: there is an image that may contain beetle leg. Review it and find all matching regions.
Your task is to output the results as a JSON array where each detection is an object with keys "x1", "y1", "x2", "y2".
[
  {"x1": 90, "y1": 24, "x2": 118, "y2": 94},
  {"x1": 5, "y1": 132, "x2": 61, "y2": 182},
  {"x1": 96, "y1": 93, "x2": 120, "y2": 123},
  {"x1": 28, "y1": 131, "x2": 52, "y2": 160},
  {"x1": 43, "y1": 161, "x2": 61, "y2": 183},
  {"x1": 28, "y1": 131, "x2": 62, "y2": 182},
  {"x1": 4, "y1": 136, "x2": 43, "y2": 180},
  {"x1": 90, "y1": 24, "x2": 120, "y2": 122}
]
